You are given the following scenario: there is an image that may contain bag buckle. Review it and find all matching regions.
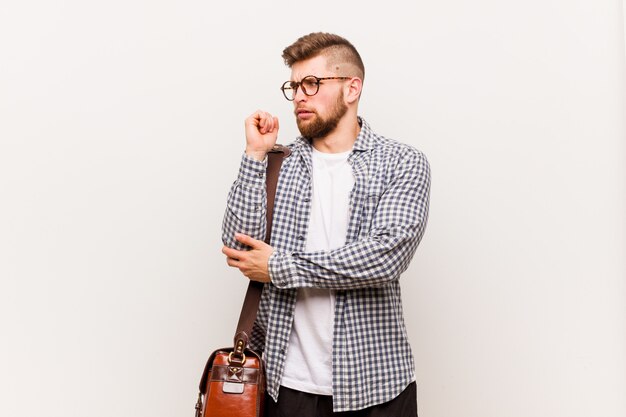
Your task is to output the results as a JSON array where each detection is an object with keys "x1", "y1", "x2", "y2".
[
  {"x1": 194, "y1": 393, "x2": 203, "y2": 417},
  {"x1": 228, "y1": 351, "x2": 246, "y2": 366}
]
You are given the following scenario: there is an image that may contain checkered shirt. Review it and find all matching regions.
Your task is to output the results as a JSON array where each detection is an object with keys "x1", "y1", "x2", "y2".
[{"x1": 221, "y1": 117, "x2": 431, "y2": 412}]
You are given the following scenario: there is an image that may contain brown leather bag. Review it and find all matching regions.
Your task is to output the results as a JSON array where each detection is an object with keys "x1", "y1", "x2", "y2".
[{"x1": 195, "y1": 146, "x2": 290, "y2": 417}]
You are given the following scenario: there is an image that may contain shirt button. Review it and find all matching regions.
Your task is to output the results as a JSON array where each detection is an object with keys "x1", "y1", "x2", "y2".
[
  {"x1": 303, "y1": 197, "x2": 311, "y2": 202},
  {"x1": 257, "y1": 172, "x2": 264, "y2": 178},
  {"x1": 297, "y1": 235, "x2": 304, "y2": 241},
  {"x1": 279, "y1": 348, "x2": 286, "y2": 355}
]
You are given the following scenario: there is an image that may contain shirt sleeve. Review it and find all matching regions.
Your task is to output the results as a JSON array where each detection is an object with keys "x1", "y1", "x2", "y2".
[
  {"x1": 268, "y1": 150, "x2": 430, "y2": 290},
  {"x1": 221, "y1": 153, "x2": 268, "y2": 250}
]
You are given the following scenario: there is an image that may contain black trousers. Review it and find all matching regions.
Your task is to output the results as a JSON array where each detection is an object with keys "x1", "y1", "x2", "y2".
[{"x1": 264, "y1": 382, "x2": 418, "y2": 417}]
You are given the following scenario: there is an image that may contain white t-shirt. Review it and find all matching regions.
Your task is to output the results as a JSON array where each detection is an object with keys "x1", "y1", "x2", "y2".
[{"x1": 281, "y1": 147, "x2": 355, "y2": 395}]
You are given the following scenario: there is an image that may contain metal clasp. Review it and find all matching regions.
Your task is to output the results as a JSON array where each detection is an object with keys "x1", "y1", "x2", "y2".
[
  {"x1": 194, "y1": 393, "x2": 203, "y2": 417},
  {"x1": 228, "y1": 351, "x2": 246, "y2": 366}
]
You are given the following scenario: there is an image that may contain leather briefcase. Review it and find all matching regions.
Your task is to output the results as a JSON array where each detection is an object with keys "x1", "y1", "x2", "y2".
[
  {"x1": 195, "y1": 146, "x2": 290, "y2": 417},
  {"x1": 195, "y1": 341, "x2": 265, "y2": 417}
]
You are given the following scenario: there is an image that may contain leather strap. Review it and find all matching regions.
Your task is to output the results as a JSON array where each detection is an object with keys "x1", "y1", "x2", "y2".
[
  {"x1": 198, "y1": 146, "x2": 290, "y2": 396},
  {"x1": 233, "y1": 145, "x2": 290, "y2": 351}
]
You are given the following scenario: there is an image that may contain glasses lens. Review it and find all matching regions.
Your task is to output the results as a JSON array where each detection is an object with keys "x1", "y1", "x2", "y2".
[
  {"x1": 301, "y1": 76, "x2": 319, "y2": 96},
  {"x1": 281, "y1": 81, "x2": 295, "y2": 101}
]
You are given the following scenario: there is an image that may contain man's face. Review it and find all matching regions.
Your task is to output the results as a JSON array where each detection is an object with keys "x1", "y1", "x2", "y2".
[{"x1": 290, "y1": 55, "x2": 349, "y2": 139}]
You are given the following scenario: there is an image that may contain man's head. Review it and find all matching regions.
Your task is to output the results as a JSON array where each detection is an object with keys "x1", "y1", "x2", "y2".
[{"x1": 281, "y1": 33, "x2": 364, "y2": 140}]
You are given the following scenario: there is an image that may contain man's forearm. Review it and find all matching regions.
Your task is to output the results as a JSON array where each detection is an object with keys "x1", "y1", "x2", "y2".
[
  {"x1": 268, "y1": 223, "x2": 425, "y2": 290},
  {"x1": 221, "y1": 153, "x2": 269, "y2": 250}
]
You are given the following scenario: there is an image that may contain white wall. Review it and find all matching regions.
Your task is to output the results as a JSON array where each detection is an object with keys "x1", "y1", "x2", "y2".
[{"x1": 1, "y1": 1, "x2": 624, "y2": 416}]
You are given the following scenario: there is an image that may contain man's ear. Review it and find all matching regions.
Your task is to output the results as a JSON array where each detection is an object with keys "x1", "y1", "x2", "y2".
[{"x1": 345, "y1": 77, "x2": 363, "y2": 104}]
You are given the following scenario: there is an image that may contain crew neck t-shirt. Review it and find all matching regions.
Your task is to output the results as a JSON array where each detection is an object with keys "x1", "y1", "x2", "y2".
[{"x1": 281, "y1": 147, "x2": 355, "y2": 395}]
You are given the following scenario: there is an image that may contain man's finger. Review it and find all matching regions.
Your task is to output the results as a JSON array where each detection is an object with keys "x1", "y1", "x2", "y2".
[
  {"x1": 273, "y1": 116, "x2": 279, "y2": 132},
  {"x1": 222, "y1": 246, "x2": 244, "y2": 259},
  {"x1": 260, "y1": 113, "x2": 268, "y2": 131},
  {"x1": 226, "y1": 257, "x2": 240, "y2": 268},
  {"x1": 234, "y1": 233, "x2": 260, "y2": 248}
]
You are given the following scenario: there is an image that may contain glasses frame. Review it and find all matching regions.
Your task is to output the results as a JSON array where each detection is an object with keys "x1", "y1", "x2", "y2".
[{"x1": 280, "y1": 75, "x2": 352, "y2": 101}]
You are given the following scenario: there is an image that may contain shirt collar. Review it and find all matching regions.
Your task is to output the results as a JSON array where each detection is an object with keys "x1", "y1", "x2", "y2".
[{"x1": 352, "y1": 116, "x2": 376, "y2": 151}]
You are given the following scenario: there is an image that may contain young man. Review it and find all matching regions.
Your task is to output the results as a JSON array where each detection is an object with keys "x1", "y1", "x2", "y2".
[{"x1": 221, "y1": 32, "x2": 430, "y2": 416}]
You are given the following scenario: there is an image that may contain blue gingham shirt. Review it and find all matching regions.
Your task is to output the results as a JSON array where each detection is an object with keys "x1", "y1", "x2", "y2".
[{"x1": 222, "y1": 117, "x2": 430, "y2": 412}]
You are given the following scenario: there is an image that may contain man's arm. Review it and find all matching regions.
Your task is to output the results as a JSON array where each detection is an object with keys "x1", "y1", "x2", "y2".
[
  {"x1": 221, "y1": 155, "x2": 268, "y2": 250},
  {"x1": 269, "y1": 149, "x2": 430, "y2": 290},
  {"x1": 221, "y1": 110, "x2": 279, "y2": 250}
]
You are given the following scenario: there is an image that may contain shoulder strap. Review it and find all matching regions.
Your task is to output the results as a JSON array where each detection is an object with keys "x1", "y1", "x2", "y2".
[{"x1": 232, "y1": 145, "x2": 290, "y2": 353}]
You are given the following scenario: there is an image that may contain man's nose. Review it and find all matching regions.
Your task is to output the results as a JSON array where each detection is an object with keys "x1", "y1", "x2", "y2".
[{"x1": 293, "y1": 85, "x2": 307, "y2": 102}]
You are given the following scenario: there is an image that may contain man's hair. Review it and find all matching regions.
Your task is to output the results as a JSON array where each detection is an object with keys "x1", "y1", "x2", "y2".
[{"x1": 282, "y1": 32, "x2": 365, "y2": 80}]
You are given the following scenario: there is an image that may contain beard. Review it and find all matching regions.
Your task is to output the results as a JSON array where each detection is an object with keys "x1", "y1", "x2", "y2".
[{"x1": 295, "y1": 91, "x2": 348, "y2": 139}]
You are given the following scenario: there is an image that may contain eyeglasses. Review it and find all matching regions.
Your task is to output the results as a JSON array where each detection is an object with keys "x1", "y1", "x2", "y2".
[{"x1": 280, "y1": 75, "x2": 351, "y2": 101}]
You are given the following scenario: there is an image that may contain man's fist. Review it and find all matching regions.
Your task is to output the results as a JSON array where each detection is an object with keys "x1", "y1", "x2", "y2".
[{"x1": 245, "y1": 110, "x2": 279, "y2": 161}]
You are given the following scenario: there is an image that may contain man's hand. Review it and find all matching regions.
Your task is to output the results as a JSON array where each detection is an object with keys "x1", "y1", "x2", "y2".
[
  {"x1": 245, "y1": 110, "x2": 279, "y2": 161},
  {"x1": 222, "y1": 233, "x2": 274, "y2": 283}
]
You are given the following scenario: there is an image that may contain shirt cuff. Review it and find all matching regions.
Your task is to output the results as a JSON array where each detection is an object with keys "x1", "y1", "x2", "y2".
[
  {"x1": 237, "y1": 152, "x2": 268, "y2": 188},
  {"x1": 268, "y1": 251, "x2": 297, "y2": 289}
]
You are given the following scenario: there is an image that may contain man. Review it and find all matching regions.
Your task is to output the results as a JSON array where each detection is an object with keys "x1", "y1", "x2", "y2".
[{"x1": 221, "y1": 32, "x2": 430, "y2": 416}]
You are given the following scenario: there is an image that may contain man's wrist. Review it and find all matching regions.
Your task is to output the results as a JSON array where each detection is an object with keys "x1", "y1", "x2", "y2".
[
  {"x1": 238, "y1": 152, "x2": 267, "y2": 188},
  {"x1": 245, "y1": 149, "x2": 268, "y2": 162}
]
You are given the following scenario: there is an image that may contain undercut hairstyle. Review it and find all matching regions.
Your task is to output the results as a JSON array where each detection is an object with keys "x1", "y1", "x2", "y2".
[{"x1": 282, "y1": 32, "x2": 365, "y2": 80}]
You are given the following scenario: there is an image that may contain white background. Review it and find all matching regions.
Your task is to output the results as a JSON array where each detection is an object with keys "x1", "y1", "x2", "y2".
[{"x1": 1, "y1": 1, "x2": 625, "y2": 416}]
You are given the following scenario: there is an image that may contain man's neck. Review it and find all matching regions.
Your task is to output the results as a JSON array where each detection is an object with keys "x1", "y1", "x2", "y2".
[{"x1": 311, "y1": 114, "x2": 361, "y2": 154}]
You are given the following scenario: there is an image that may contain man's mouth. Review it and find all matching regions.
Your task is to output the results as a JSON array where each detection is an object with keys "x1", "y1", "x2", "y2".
[{"x1": 295, "y1": 108, "x2": 315, "y2": 119}]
